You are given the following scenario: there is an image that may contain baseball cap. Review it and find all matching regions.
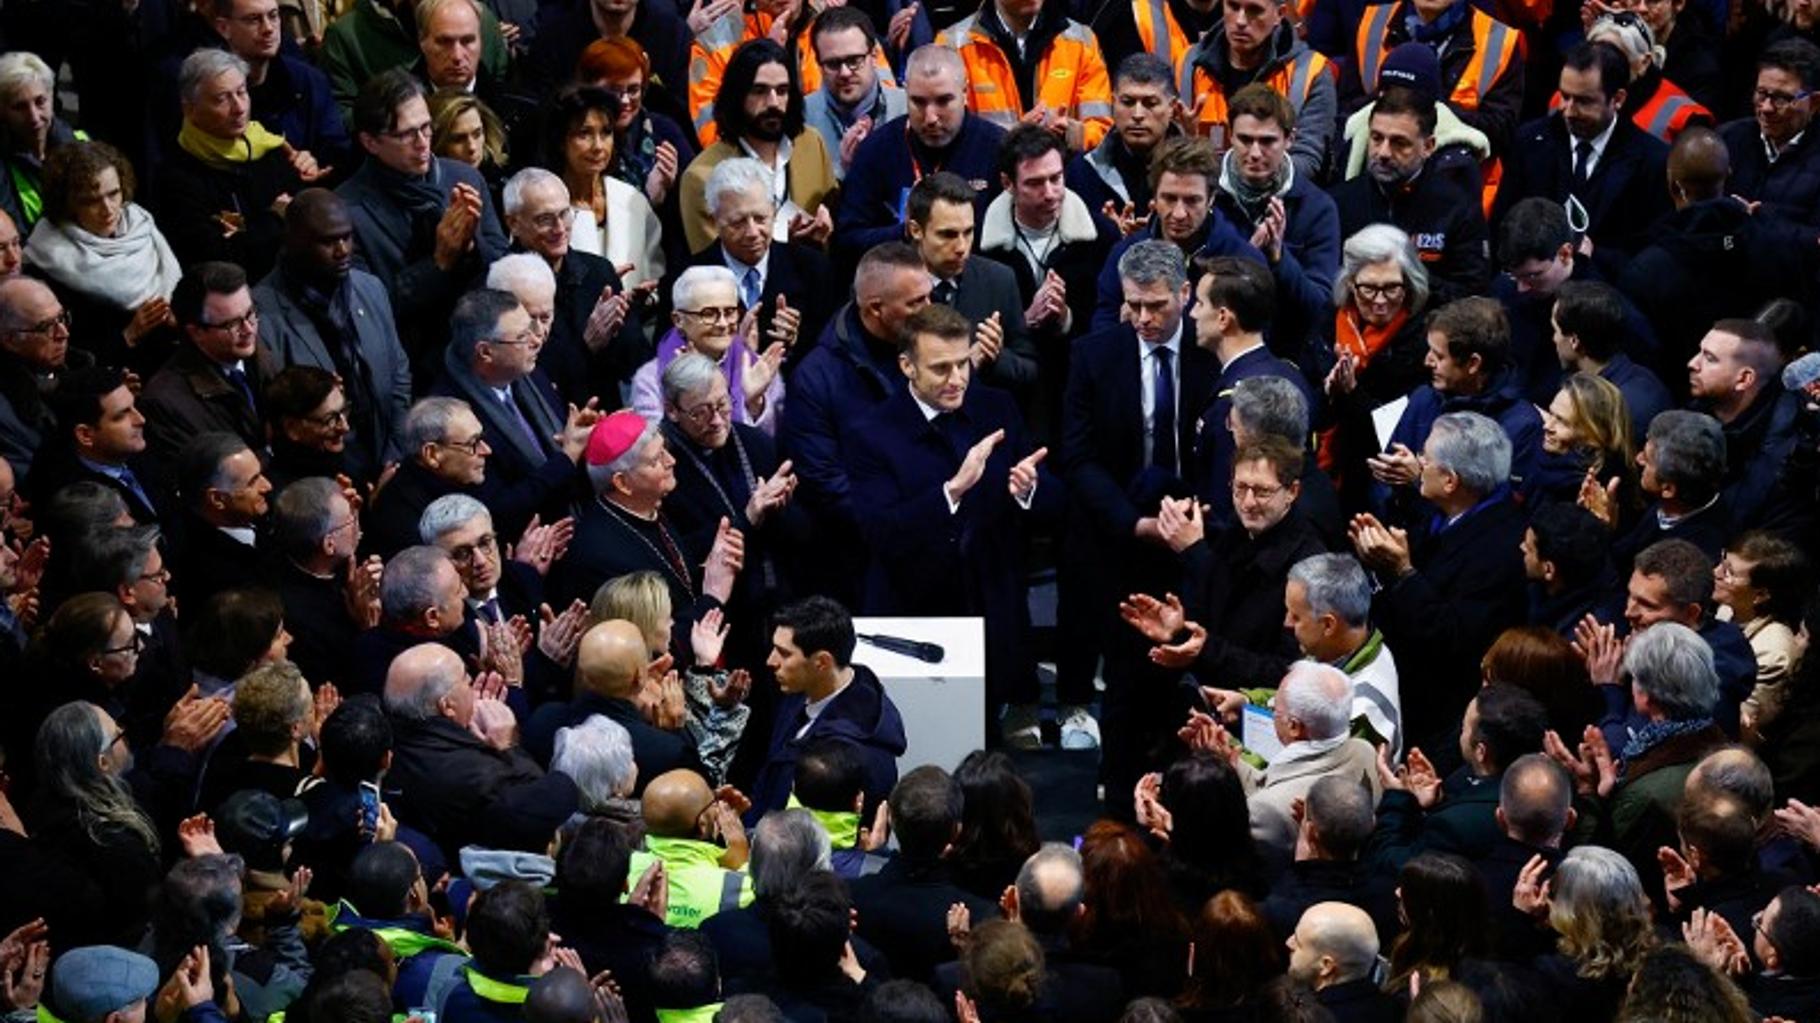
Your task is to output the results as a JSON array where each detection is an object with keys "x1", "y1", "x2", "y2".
[{"x1": 215, "y1": 789, "x2": 309, "y2": 872}]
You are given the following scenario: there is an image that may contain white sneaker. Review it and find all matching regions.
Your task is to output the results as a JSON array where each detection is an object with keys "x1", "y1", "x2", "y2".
[
  {"x1": 1000, "y1": 703, "x2": 1044, "y2": 750},
  {"x1": 1058, "y1": 705, "x2": 1101, "y2": 750}
]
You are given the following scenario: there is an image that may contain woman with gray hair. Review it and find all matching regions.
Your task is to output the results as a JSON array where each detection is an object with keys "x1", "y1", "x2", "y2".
[
  {"x1": 626, "y1": 264, "x2": 791, "y2": 435},
  {"x1": 1319, "y1": 224, "x2": 1434, "y2": 507},
  {"x1": 553, "y1": 714, "x2": 642, "y2": 827},
  {"x1": 1512, "y1": 845, "x2": 1658, "y2": 1021}
]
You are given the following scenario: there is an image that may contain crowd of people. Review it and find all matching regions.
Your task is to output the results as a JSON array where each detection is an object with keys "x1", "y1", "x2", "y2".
[{"x1": 0, "y1": 0, "x2": 1818, "y2": 1019}]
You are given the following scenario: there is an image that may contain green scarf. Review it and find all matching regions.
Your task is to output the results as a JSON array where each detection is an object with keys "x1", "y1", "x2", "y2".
[{"x1": 178, "y1": 118, "x2": 289, "y2": 169}]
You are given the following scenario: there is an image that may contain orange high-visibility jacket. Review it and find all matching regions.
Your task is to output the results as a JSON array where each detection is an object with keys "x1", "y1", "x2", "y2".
[
  {"x1": 941, "y1": 13, "x2": 1113, "y2": 149},
  {"x1": 1133, "y1": 0, "x2": 1192, "y2": 78},
  {"x1": 688, "y1": 13, "x2": 897, "y2": 147},
  {"x1": 1545, "y1": 77, "x2": 1712, "y2": 144},
  {"x1": 1177, "y1": 44, "x2": 1332, "y2": 131}
]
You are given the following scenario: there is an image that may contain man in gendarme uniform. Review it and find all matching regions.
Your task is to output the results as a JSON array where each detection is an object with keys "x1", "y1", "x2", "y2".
[
  {"x1": 1177, "y1": 0, "x2": 1337, "y2": 180},
  {"x1": 627, "y1": 768, "x2": 757, "y2": 929},
  {"x1": 942, "y1": 0, "x2": 1113, "y2": 152}
]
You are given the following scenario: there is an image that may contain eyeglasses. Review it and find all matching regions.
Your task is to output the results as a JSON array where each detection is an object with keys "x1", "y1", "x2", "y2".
[
  {"x1": 447, "y1": 532, "x2": 498, "y2": 565},
  {"x1": 526, "y1": 207, "x2": 577, "y2": 232},
  {"x1": 440, "y1": 435, "x2": 488, "y2": 455},
  {"x1": 380, "y1": 121, "x2": 435, "y2": 143},
  {"x1": 203, "y1": 308, "x2": 259, "y2": 334},
  {"x1": 680, "y1": 306, "x2": 740, "y2": 324},
  {"x1": 327, "y1": 516, "x2": 359, "y2": 537},
  {"x1": 1353, "y1": 282, "x2": 1406, "y2": 301},
  {"x1": 306, "y1": 406, "x2": 351, "y2": 428},
  {"x1": 487, "y1": 327, "x2": 540, "y2": 347},
  {"x1": 599, "y1": 82, "x2": 644, "y2": 102},
  {"x1": 1752, "y1": 909, "x2": 1778, "y2": 949},
  {"x1": 13, "y1": 309, "x2": 70, "y2": 336},
  {"x1": 138, "y1": 567, "x2": 172, "y2": 585},
  {"x1": 679, "y1": 397, "x2": 733, "y2": 426},
  {"x1": 1754, "y1": 87, "x2": 1814, "y2": 112},
  {"x1": 103, "y1": 729, "x2": 128, "y2": 753},
  {"x1": 103, "y1": 631, "x2": 146, "y2": 656},
  {"x1": 818, "y1": 53, "x2": 869, "y2": 74},
  {"x1": 1232, "y1": 481, "x2": 1286, "y2": 500}
]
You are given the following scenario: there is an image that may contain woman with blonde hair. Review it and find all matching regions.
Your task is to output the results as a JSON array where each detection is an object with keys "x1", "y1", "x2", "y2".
[
  {"x1": 1713, "y1": 531, "x2": 1811, "y2": 742},
  {"x1": 590, "y1": 570, "x2": 749, "y2": 783},
  {"x1": 1528, "y1": 372, "x2": 1638, "y2": 510},
  {"x1": 428, "y1": 89, "x2": 509, "y2": 190}
]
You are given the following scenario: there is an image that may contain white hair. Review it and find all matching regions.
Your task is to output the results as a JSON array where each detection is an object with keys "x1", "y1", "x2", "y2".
[
  {"x1": 552, "y1": 715, "x2": 638, "y2": 810},
  {"x1": 1278, "y1": 662, "x2": 1353, "y2": 740},
  {"x1": 1336, "y1": 223, "x2": 1430, "y2": 314},
  {"x1": 0, "y1": 52, "x2": 54, "y2": 102},
  {"x1": 179, "y1": 49, "x2": 250, "y2": 106},
  {"x1": 487, "y1": 252, "x2": 556, "y2": 301},
  {"x1": 418, "y1": 493, "x2": 491, "y2": 545},
  {"x1": 502, "y1": 166, "x2": 567, "y2": 218},
  {"x1": 670, "y1": 265, "x2": 739, "y2": 312},
  {"x1": 705, "y1": 158, "x2": 776, "y2": 220}
]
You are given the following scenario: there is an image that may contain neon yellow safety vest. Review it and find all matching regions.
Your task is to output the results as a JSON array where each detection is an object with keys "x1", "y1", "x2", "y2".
[
  {"x1": 626, "y1": 836, "x2": 754, "y2": 929},
  {"x1": 464, "y1": 967, "x2": 530, "y2": 1005},
  {"x1": 656, "y1": 1005, "x2": 725, "y2": 1023},
  {"x1": 786, "y1": 793, "x2": 860, "y2": 850}
]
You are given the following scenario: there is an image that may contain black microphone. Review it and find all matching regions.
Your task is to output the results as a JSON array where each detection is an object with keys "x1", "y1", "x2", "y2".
[{"x1": 857, "y1": 633, "x2": 945, "y2": 663}]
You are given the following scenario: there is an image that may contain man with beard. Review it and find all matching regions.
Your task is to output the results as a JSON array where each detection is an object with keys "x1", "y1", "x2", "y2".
[
  {"x1": 1496, "y1": 42, "x2": 1672, "y2": 281},
  {"x1": 255, "y1": 189, "x2": 413, "y2": 475},
  {"x1": 836, "y1": 44, "x2": 1007, "y2": 266},
  {"x1": 678, "y1": 39, "x2": 838, "y2": 255},
  {"x1": 803, "y1": 7, "x2": 906, "y2": 182},
  {"x1": 1330, "y1": 86, "x2": 1490, "y2": 305}
]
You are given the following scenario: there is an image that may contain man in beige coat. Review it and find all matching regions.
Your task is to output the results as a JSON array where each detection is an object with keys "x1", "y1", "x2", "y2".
[{"x1": 1228, "y1": 662, "x2": 1382, "y2": 858}]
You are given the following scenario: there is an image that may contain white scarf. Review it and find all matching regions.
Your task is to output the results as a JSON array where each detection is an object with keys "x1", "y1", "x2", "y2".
[{"x1": 23, "y1": 202, "x2": 183, "y2": 310}]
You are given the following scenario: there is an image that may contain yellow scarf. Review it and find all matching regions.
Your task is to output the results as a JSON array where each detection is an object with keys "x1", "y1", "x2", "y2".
[{"x1": 178, "y1": 118, "x2": 289, "y2": 169}]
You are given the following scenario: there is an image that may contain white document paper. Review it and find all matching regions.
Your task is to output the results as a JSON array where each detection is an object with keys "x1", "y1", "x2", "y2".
[
  {"x1": 1371, "y1": 396, "x2": 1410, "y2": 451},
  {"x1": 1242, "y1": 703, "x2": 1283, "y2": 762}
]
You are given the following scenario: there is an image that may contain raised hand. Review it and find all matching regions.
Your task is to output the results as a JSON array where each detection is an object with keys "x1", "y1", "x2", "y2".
[
  {"x1": 1150, "y1": 620, "x2": 1206, "y2": 669},
  {"x1": 945, "y1": 902, "x2": 972, "y2": 952},
  {"x1": 1200, "y1": 686, "x2": 1248, "y2": 724},
  {"x1": 178, "y1": 814, "x2": 224, "y2": 858},
  {"x1": 154, "y1": 946, "x2": 214, "y2": 1023},
  {"x1": 1774, "y1": 798, "x2": 1820, "y2": 850},
  {"x1": 1156, "y1": 495, "x2": 1205, "y2": 553},
  {"x1": 744, "y1": 460, "x2": 797, "y2": 526},
  {"x1": 0, "y1": 919, "x2": 48, "y2": 1012},
  {"x1": 767, "y1": 294, "x2": 802, "y2": 349},
  {"x1": 433, "y1": 184, "x2": 483, "y2": 270},
  {"x1": 537, "y1": 600, "x2": 590, "y2": 667},
  {"x1": 701, "y1": 517, "x2": 745, "y2": 602},
  {"x1": 691, "y1": 607, "x2": 730, "y2": 667},
  {"x1": 839, "y1": 115, "x2": 873, "y2": 170},
  {"x1": 708, "y1": 668, "x2": 751, "y2": 709},
  {"x1": 510, "y1": 514, "x2": 574, "y2": 576},
  {"x1": 1366, "y1": 442, "x2": 1421, "y2": 486},
  {"x1": 1134, "y1": 772, "x2": 1174, "y2": 840},
  {"x1": 741, "y1": 341, "x2": 787, "y2": 409},
  {"x1": 163, "y1": 686, "x2": 233, "y2": 753},
  {"x1": 125, "y1": 297, "x2": 175, "y2": 347},
  {"x1": 1118, "y1": 591, "x2": 1185, "y2": 643},
  {"x1": 629, "y1": 860, "x2": 668, "y2": 920},
  {"x1": 947, "y1": 429, "x2": 1005, "y2": 502},
  {"x1": 281, "y1": 142, "x2": 331, "y2": 182},
  {"x1": 1577, "y1": 467, "x2": 1621, "y2": 529},
  {"x1": 970, "y1": 312, "x2": 1004, "y2": 369},
  {"x1": 1512, "y1": 854, "x2": 1551, "y2": 918},
  {"x1": 858, "y1": 799, "x2": 891, "y2": 851},
  {"x1": 584, "y1": 284, "x2": 632, "y2": 351},
  {"x1": 1683, "y1": 908, "x2": 1750, "y2": 976},
  {"x1": 886, "y1": 2, "x2": 919, "y2": 51},
  {"x1": 558, "y1": 400, "x2": 604, "y2": 461},
  {"x1": 1324, "y1": 351, "x2": 1358, "y2": 396},
  {"x1": 1657, "y1": 845, "x2": 1695, "y2": 912},
  {"x1": 645, "y1": 141, "x2": 679, "y2": 205},
  {"x1": 468, "y1": 694, "x2": 518, "y2": 750},
  {"x1": 1570, "y1": 614, "x2": 1623, "y2": 685},
  {"x1": 1348, "y1": 512, "x2": 1411, "y2": 576},
  {"x1": 11, "y1": 536, "x2": 48, "y2": 594},
  {"x1": 1025, "y1": 269, "x2": 1069, "y2": 327},
  {"x1": 1380, "y1": 746, "x2": 1443, "y2": 809},
  {"x1": 787, "y1": 205, "x2": 834, "y2": 246},
  {"x1": 1100, "y1": 200, "x2": 1149, "y2": 237},
  {"x1": 1008, "y1": 446, "x2": 1046, "y2": 502},
  {"x1": 685, "y1": 0, "x2": 739, "y2": 35}
]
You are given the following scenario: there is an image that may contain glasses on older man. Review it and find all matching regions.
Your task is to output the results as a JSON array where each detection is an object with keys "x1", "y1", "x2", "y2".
[{"x1": 679, "y1": 396, "x2": 733, "y2": 426}]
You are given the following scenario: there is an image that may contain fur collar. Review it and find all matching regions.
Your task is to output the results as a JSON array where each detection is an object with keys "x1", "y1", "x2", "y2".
[{"x1": 979, "y1": 189, "x2": 1100, "y2": 253}]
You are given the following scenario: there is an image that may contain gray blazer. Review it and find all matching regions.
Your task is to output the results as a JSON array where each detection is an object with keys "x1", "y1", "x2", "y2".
[
  {"x1": 253, "y1": 266, "x2": 414, "y2": 463},
  {"x1": 1238, "y1": 737, "x2": 1382, "y2": 858}
]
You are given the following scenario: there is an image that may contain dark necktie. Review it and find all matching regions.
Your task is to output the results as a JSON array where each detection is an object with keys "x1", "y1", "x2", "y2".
[
  {"x1": 500, "y1": 388, "x2": 542, "y2": 453},
  {"x1": 225, "y1": 365, "x2": 256, "y2": 412},
  {"x1": 1572, "y1": 139, "x2": 1595, "y2": 186},
  {"x1": 477, "y1": 597, "x2": 502, "y2": 623},
  {"x1": 1152, "y1": 347, "x2": 1177, "y2": 474},
  {"x1": 933, "y1": 279, "x2": 957, "y2": 306},
  {"x1": 115, "y1": 466, "x2": 154, "y2": 514}
]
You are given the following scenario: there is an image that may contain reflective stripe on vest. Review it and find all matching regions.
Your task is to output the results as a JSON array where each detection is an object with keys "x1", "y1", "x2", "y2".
[
  {"x1": 1187, "y1": 49, "x2": 1327, "y2": 126},
  {"x1": 1471, "y1": 16, "x2": 1514, "y2": 105},
  {"x1": 1135, "y1": 0, "x2": 1189, "y2": 71},
  {"x1": 656, "y1": 1005, "x2": 725, "y2": 1023},
  {"x1": 464, "y1": 967, "x2": 530, "y2": 1005},
  {"x1": 1641, "y1": 92, "x2": 1699, "y2": 141},
  {"x1": 1356, "y1": 3, "x2": 1398, "y2": 92}
]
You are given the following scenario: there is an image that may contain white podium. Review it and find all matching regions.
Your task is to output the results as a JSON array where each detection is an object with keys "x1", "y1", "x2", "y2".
[{"x1": 851, "y1": 617, "x2": 986, "y2": 772}]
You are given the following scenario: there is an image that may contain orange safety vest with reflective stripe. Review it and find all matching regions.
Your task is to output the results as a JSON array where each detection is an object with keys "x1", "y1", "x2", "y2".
[
  {"x1": 1630, "y1": 79, "x2": 1710, "y2": 143},
  {"x1": 1177, "y1": 46, "x2": 1331, "y2": 131},
  {"x1": 1133, "y1": 0, "x2": 1192, "y2": 78},
  {"x1": 688, "y1": 14, "x2": 897, "y2": 146},
  {"x1": 941, "y1": 15, "x2": 1113, "y2": 148},
  {"x1": 1354, "y1": 3, "x2": 1520, "y2": 112}
]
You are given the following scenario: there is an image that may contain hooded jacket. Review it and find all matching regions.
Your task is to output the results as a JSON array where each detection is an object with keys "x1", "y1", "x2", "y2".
[
  {"x1": 747, "y1": 664, "x2": 907, "y2": 824},
  {"x1": 1180, "y1": 20, "x2": 1337, "y2": 180}
]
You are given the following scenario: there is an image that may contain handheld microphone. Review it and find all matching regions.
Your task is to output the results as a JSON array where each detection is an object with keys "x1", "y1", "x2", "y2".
[{"x1": 857, "y1": 633, "x2": 945, "y2": 663}]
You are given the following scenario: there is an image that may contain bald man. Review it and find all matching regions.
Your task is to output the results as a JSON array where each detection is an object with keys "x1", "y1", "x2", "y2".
[
  {"x1": 1481, "y1": 753, "x2": 1575, "y2": 961},
  {"x1": 1618, "y1": 127, "x2": 1816, "y2": 389},
  {"x1": 628, "y1": 768, "x2": 755, "y2": 929},
  {"x1": 0, "y1": 276, "x2": 90, "y2": 477},
  {"x1": 525, "y1": 967, "x2": 601, "y2": 1023},
  {"x1": 523, "y1": 620, "x2": 705, "y2": 785},
  {"x1": 382, "y1": 643, "x2": 579, "y2": 860},
  {"x1": 0, "y1": 210, "x2": 20, "y2": 279},
  {"x1": 254, "y1": 187, "x2": 412, "y2": 478},
  {"x1": 1287, "y1": 902, "x2": 1398, "y2": 1019}
]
